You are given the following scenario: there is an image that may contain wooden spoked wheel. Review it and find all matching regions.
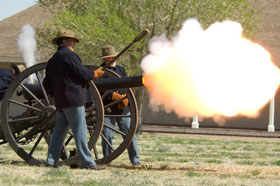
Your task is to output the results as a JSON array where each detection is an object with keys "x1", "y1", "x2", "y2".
[
  {"x1": 1, "y1": 63, "x2": 104, "y2": 166},
  {"x1": 90, "y1": 67, "x2": 138, "y2": 164}
]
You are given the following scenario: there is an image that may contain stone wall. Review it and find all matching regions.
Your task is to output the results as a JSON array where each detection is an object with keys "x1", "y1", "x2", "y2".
[{"x1": 251, "y1": 0, "x2": 280, "y2": 67}]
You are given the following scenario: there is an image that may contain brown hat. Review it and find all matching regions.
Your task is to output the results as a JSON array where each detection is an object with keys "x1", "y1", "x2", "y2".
[
  {"x1": 10, "y1": 63, "x2": 26, "y2": 76},
  {"x1": 98, "y1": 45, "x2": 118, "y2": 58},
  {"x1": 52, "y1": 29, "x2": 80, "y2": 45}
]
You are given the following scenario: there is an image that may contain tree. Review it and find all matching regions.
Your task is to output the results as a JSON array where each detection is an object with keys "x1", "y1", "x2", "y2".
[
  {"x1": 37, "y1": 0, "x2": 259, "y2": 67},
  {"x1": 37, "y1": 0, "x2": 260, "y2": 131}
]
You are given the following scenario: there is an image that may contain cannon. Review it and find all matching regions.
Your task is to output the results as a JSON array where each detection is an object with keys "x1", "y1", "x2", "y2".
[{"x1": 0, "y1": 62, "x2": 144, "y2": 166}]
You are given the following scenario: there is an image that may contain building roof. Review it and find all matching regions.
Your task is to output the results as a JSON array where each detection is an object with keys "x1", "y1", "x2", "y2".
[{"x1": 0, "y1": 4, "x2": 52, "y2": 61}]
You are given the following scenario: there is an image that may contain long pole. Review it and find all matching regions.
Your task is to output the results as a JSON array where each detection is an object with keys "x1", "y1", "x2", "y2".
[{"x1": 103, "y1": 28, "x2": 150, "y2": 69}]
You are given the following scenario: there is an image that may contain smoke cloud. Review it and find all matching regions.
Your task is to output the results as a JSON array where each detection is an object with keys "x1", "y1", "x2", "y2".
[
  {"x1": 141, "y1": 18, "x2": 280, "y2": 122},
  {"x1": 18, "y1": 24, "x2": 37, "y2": 68}
]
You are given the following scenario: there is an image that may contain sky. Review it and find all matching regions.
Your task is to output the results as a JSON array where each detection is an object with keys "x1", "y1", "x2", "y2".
[{"x1": 0, "y1": 0, "x2": 37, "y2": 21}]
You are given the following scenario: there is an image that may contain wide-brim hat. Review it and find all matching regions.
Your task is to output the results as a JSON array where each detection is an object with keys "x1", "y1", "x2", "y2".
[
  {"x1": 10, "y1": 63, "x2": 26, "y2": 76},
  {"x1": 52, "y1": 29, "x2": 80, "y2": 45},
  {"x1": 98, "y1": 45, "x2": 118, "y2": 58}
]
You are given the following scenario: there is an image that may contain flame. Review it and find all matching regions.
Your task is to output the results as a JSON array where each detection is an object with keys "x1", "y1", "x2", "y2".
[{"x1": 141, "y1": 19, "x2": 280, "y2": 121}]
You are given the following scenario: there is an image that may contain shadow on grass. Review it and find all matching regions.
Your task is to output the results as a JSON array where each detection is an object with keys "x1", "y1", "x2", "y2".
[
  {"x1": 0, "y1": 159, "x2": 217, "y2": 173},
  {"x1": 0, "y1": 159, "x2": 31, "y2": 166},
  {"x1": 108, "y1": 164, "x2": 218, "y2": 172}
]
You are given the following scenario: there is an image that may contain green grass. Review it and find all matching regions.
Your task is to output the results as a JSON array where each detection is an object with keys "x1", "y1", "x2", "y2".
[
  {"x1": 271, "y1": 160, "x2": 280, "y2": 166},
  {"x1": 1, "y1": 133, "x2": 280, "y2": 186}
]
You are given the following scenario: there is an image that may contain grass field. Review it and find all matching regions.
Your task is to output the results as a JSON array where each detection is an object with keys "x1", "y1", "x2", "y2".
[{"x1": 0, "y1": 132, "x2": 280, "y2": 186}]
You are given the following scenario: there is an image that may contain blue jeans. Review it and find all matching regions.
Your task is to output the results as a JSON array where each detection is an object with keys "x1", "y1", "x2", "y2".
[
  {"x1": 102, "y1": 112, "x2": 140, "y2": 164},
  {"x1": 46, "y1": 106, "x2": 96, "y2": 168}
]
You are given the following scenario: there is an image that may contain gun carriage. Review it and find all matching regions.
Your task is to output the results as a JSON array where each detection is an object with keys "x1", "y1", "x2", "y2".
[{"x1": 0, "y1": 62, "x2": 143, "y2": 166}]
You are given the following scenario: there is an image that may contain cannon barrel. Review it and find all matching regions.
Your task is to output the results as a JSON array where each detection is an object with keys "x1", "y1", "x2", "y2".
[
  {"x1": 93, "y1": 76, "x2": 143, "y2": 90},
  {"x1": 18, "y1": 76, "x2": 144, "y2": 100}
]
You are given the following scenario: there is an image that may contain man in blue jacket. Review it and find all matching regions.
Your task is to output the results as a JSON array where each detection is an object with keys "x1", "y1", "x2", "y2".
[
  {"x1": 99, "y1": 45, "x2": 140, "y2": 166},
  {"x1": 0, "y1": 63, "x2": 25, "y2": 161},
  {"x1": 43, "y1": 29, "x2": 105, "y2": 170},
  {"x1": 0, "y1": 63, "x2": 26, "y2": 101}
]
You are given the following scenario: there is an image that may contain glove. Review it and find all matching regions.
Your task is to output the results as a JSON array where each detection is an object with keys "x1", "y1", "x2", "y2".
[
  {"x1": 122, "y1": 98, "x2": 128, "y2": 107},
  {"x1": 112, "y1": 92, "x2": 124, "y2": 100},
  {"x1": 112, "y1": 92, "x2": 128, "y2": 110},
  {"x1": 117, "y1": 97, "x2": 129, "y2": 110},
  {"x1": 93, "y1": 67, "x2": 104, "y2": 78}
]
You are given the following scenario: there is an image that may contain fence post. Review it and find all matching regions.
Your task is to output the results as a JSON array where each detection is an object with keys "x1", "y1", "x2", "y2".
[
  {"x1": 268, "y1": 97, "x2": 275, "y2": 132},
  {"x1": 192, "y1": 116, "x2": 199, "y2": 128}
]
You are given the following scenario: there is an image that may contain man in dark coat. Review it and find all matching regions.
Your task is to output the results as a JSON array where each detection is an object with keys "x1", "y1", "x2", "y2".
[
  {"x1": 0, "y1": 63, "x2": 26, "y2": 161},
  {"x1": 99, "y1": 45, "x2": 140, "y2": 166},
  {"x1": 0, "y1": 63, "x2": 25, "y2": 101},
  {"x1": 43, "y1": 29, "x2": 105, "y2": 170}
]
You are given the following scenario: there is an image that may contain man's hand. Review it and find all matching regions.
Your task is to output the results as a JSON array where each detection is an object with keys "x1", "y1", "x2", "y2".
[
  {"x1": 122, "y1": 98, "x2": 128, "y2": 107},
  {"x1": 112, "y1": 92, "x2": 124, "y2": 100},
  {"x1": 93, "y1": 67, "x2": 104, "y2": 78},
  {"x1": 112, "y1": 92, "x2": 128, "y2": 110}
]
